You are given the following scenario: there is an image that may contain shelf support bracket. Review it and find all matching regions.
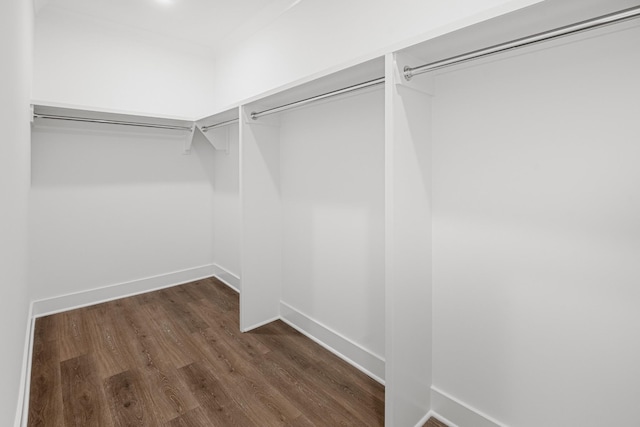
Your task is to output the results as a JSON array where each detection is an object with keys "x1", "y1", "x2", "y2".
[
  {"x1": 393, "y1": 53, "x2": 434, "y2": 96},
  {"x1": 183, "y1": 124, "x2": 196, "y2": 155},
  {"x1": 196, "y1": 124, "x2": 229, "y2": 152}
]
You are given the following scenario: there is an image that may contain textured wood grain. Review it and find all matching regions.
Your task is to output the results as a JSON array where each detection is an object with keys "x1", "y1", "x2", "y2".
[
  {"x1": 257, "y1": 349, "x2": 370, "y2": 426},
  {"x1": 57, "y1": 311, "x2": 89, "y2": 362},
  {"x1": 60, "y1": 354, "x2": 112, "y2": 427},
  {"x1": 166, "y1": 406, "x2": 210, "y2": 427},
  {"x1": 105, "y1": 369, "x2": 158, "y2": 426},
  {"x1": 28, "y1": 316, "x2": 64, "y2": 426},
  {"x1": 178, "y1": 361, "x2": 257, "y2": 426},
  {"x1": 28, "y1": 277, "x2": 385, "y2": 426},
  {"x1": 84, "y1": 303, "x2": 130, "y2": 379}
]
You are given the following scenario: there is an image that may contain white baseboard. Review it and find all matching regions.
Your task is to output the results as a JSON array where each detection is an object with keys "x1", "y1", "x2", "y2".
[
  {"x1": 279, "y1": 301, "x2": 385, "y2": 384},
  {"x1": 431, "y1": 386, "x2": 506, "y2": 427},
  {"x1": 16, "y1": 304, "x2": 35, "y2": 427},
  {"x1": 31, "y1": 264, "x2": 217, "y2": 317},
  {"x1": 212, "y1": 264, "x2": 240, "y2": 293},
  {"x1": 415, "y1": 411, "x2": 434, "y2": 427}
]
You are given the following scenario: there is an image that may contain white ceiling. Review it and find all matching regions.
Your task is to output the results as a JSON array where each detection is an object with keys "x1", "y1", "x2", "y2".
[{"x1": 35, "y1": 0, "x2": 304, "y2": 51}]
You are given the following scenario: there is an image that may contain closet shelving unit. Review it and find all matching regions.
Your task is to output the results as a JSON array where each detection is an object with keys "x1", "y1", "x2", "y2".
[
  {"x1": 31, "y1": 103, "x2": 199, "y2": 154},
  {"x1": 383, "y1": 2, "x2": 640, "y2": 426},
  {"x1": 30, "y1": 1, "x2": 640, "y2": 425},
  {"x1": 196, "y1": 108, "x2": 240, "y2": 153},
  {"x1": 238, "y1": 57, "x2": 386, "y2": 381}
]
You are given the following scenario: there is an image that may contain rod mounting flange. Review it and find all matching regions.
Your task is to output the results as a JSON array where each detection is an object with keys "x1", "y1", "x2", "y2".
[{"x1": 403, "y1": 66, "x2": 414, "y2": 81}]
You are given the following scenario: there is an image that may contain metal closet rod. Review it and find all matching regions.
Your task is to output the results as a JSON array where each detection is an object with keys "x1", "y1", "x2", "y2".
[
  {"x1": 251, "y1": 77, "x2": 385, "y2": 120},
  {"x1": 33, "y1": 113, "x2": 194, "y2": 132},
  {"x1": 404, "y1": 5, "x2": 640, "y2": 80},
  {"x1": 201, "y1": 118, "x2": 239, "y2": 132}
]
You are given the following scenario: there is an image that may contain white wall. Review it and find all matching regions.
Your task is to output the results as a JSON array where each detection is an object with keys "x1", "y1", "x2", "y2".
[
  {"x1": 279, "y1": 89, "x2": 385, "y2": 360},
  {"x1": 29, "y1": 123, "x2": 217, "y2": 303},
  {"x1": 211, "y1": 0, "x2": 537, "y2": 110},
  {"x1": 33, "y1": 6, "x2": 217, "y2": 119},
  {"x1": 211, "y1": 125, "x2": 241, "y2": 279},
  {"x1": 431, "y1": 22, "x2": 640, "y2": 426},
  {"x1": 0, "y1": 0, "x2": 32, "y2": 424}
]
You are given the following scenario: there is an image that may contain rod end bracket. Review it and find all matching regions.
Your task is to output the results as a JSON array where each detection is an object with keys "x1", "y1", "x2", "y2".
[{"x1": 403, "y1": 66, "x2": 413, "y2": 81}]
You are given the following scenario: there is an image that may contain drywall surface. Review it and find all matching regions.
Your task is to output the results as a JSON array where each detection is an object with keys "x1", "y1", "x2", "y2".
[
  {"x1": 279, "y1": 89, "x2": 385, "y2": 360},
  {"x1": 33, "y1": 6, "x2": 216, "y2": 119},
  {"x1": 0, "y1": 0, "x2": 32, "y2": 424},
  {"x1": 29, "y1": 124, "x2": 216, "y2": 303},
  {"x1": 212, "y1": 125, "x2": 241, "y2": 280},
  {"x1": 431, "y1": 22, "x2": 640, "y2": 426},
  {"x1": 211, "y1": 0, "x2": 537, "y2": 110}
]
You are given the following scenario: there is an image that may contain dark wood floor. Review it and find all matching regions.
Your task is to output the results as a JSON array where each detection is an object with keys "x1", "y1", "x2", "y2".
[
  {"x1": 28, "y1": 277, "x2": 386, "y2": 426},
  {"x1": 28, "y1": 276, "x2": 448, "y2": 426}
]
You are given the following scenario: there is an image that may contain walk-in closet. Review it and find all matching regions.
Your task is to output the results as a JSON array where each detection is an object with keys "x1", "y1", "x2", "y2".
[{"x1": 2, "y1": 0, "x2": 640, "y2": 426}]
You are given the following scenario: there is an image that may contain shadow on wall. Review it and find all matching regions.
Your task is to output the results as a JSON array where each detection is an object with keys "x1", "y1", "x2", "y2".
[
  {"x1": 278, "y1": 88, "x2": 385, "y2": 358},
  {"x1": 31, "y1": 122, "x2": 216, "y2": 187}
]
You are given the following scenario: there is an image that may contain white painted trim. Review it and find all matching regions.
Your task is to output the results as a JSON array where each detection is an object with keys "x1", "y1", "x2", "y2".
[
  {"x1": 212, "y1": 264, "x2": 240, "y2": 293},
  {"x1": 240, "y1": 315, "x2": 281, "y2": 333},
  {"x1": 15, "y1": 303, "x2": 34, "y2": 427},
  {"x1": 415, "y1": 411, "x2": 433, "y2": 427},
  {"x1": 431, "y1": 386, "x2": 506, "y2": 427},
  {"x1": 31, "y1": 264, "x2": 217, "y2": 317},
  {"x1": 31, "y1": 99, "x2": 197, "y2": 122},
  {"x1": 279, "y1": 301, "x2": 385, "y2": 384}
]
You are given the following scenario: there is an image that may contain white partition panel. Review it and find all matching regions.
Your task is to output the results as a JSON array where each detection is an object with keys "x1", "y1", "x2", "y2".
[
  {"x1": 239, "y1": 105, "x2": 282, "y2": 332},
  {"x1": 278, "y1": 87, "x2": 386, "y2": 380},
  {"x1": 211, "y1": 124, "x2": 241, "y2": 290},
  {"x1": 385, "y1": 52, "x2": 434, "y2": 426}
]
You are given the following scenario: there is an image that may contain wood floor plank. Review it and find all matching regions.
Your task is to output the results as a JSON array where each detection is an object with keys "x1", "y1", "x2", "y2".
[
  {"x1": 166, "y1": 406, "x2": 210, "y2": 427},
  {"x1": 33, "y1": 314, "x2": 58, "y2": 343},
  {"x1": 188, "y1": 299, "x2": 270, "y2": 358},
  {"x1": 178, "y1": 362, "x2": 258, "y2": 426},
  {"x1": 131, "y1": 288, "x2": 162, "y2": 306},
  {"x1": 135, "y1": 302, "x2": 200, "y2": 369},
  {"x1": 60, "y1": 354, "x2": 112, "y2": 427},
  {"x1": 191, "y1": 277, "x2": 239, "y2": 313},
  {"x1": 83, "y1": 302, "x2": 131, "y2": 380},
  {"x1": 28, "y1": 316, "x2": 64, "y2": 427},
  {"x1": 104, "y1": 369, "x2": 160, "y2": 426},
  {"x1": 57, "y1": 310, "x2": 90, "y2": 362},
  {"x1": 230, "y1": 374, "x2": 302, "y2": 425},
  {"x1": 189, "y1": 327, "x2": 248, "y2": 377},
  {"x1": 156, "y1": 287, "x2": 210, "y2": 334},
  {"x1": 163, "y1": 282, "x2": 203, "y2": 304},
  {"x1": 250, "y1": 323, "x2": 314, "y2": 369},
  {"x1": 285, "y1": 414, "x2": 317, "y2": 427}
]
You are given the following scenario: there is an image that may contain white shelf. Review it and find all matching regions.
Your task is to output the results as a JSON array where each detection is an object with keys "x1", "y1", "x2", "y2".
[{"x1": 32, "y1": 99, "x2": 197, "y2": 123}]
